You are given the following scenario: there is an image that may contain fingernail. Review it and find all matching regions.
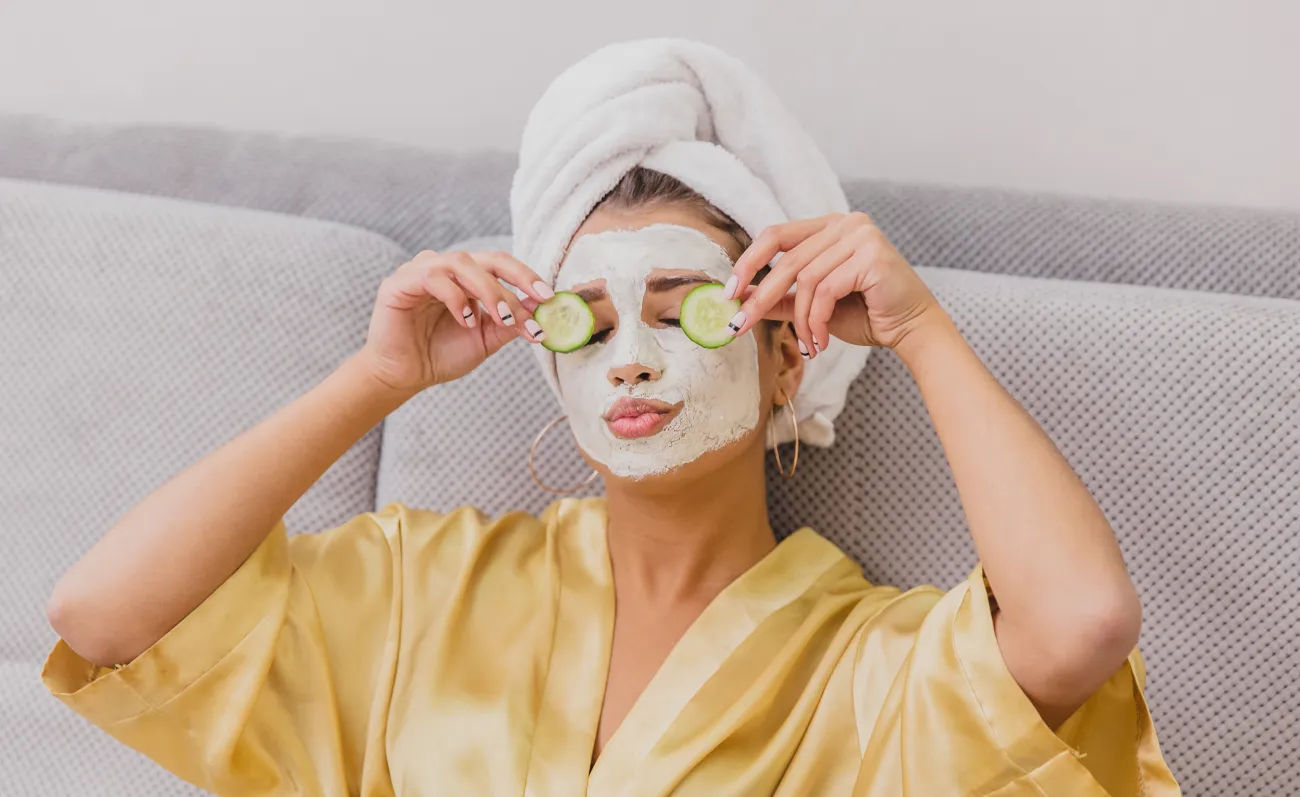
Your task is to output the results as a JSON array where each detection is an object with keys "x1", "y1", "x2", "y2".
[
  {"x1": 797, "y1": 339, "x2": 810, "y2": 359},
  {"x1": 496, "y1": 301, "x2": 515, "y2": 326},
  {"x1": 525, "y1": 319, "x2": 546, "y2": 342},
  {"x1": 533, "y1": 281, "x2": 556, "y2": 301},
  {"x1": 723, "y1": 275, "x2": 739, "y2": 300},
  {"x1": 727, "y1": 311, "x2": 746, "y2": 336},
  {"x1": 812, "y1": 336, "x2": 822, "y2": 353},
  {"x1": 461, "y1": 306, "x2": 476, "y2": 328},
  {"x1": 466, "y1": 313, "x2": 477, "y2": 328}
]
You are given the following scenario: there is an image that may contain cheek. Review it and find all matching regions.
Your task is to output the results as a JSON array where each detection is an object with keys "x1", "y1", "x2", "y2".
[
  {"x1": 555, "y1": 352, "x2": 606, "y2": 404},
  {"x1": 656, "y1": 331, "x2": 759, "y2": 391}
]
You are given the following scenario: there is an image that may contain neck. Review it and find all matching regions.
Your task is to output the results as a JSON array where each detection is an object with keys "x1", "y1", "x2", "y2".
[{"x1": 602, "y1": 438, "x2": 776, "y2": 605}]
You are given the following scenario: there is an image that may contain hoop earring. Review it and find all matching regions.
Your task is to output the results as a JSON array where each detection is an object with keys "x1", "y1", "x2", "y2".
[
  {"x1": 769, "y1": 393, "x2": 800, "y2": 479},
  {"x1": 529, "y1": 415, "x2": 599, "y2": 495}
]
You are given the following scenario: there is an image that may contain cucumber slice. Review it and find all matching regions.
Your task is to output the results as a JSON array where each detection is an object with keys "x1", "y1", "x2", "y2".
[
  {"x1": 534, "y1": 291, "x2": 595, "y2": 353},
  {"x1": 680, "y1": 283, "x2": 741, "y2": 349}
]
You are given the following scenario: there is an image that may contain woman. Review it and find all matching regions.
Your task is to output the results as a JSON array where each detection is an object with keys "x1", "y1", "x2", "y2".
[{"x1": 43, "y1": 41, "x2": 1178, "y2": 795}]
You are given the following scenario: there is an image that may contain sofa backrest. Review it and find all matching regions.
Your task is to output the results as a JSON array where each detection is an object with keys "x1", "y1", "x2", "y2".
[
  {"x1": 3, "y1": 112, "x2": 1298, "y2": 301},
  {"x1": 5, "y1": 116, "x2": 1300, "y2": 794},
  {"x1": 0, "y1": 178, "x2": 405, "y2": 795},
  {"x1": 379, "y1": 232, "x2": 1300, "y2": 796}
]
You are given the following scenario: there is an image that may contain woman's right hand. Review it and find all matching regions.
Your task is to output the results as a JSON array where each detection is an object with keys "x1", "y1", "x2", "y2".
[{"x1": 358, "y1": 250, "x2": 555, "y2": 395}]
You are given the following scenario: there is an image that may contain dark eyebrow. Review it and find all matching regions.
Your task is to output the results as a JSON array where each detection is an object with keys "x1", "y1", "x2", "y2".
[
  {"x1": 645, "y1": 274, "x2": 716, "y2": 293},
  {"x1": 573, "y1": 286, "x2": 608, "y2": 303}
]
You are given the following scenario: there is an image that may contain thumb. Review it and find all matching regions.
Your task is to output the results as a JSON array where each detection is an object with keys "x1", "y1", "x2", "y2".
[{"x1": 481, "y1": 322, "x2": 520, "y2": 358}]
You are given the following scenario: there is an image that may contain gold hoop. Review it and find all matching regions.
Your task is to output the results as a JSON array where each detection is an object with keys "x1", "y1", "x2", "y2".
[
  {"x1": 528, "y1": 414, "x2": 599, "y2": 495},
  {"x1": 769, "y1": 393, "x2": 800, "y2": 479}
]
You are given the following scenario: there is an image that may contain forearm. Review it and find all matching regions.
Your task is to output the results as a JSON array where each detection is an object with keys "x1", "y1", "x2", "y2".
[
  {"x1": 48, "y1": 352, "x2": 414, "y2": 666},
  {"x1": 895, "y1": 311, "x2": 1140, "y2": 714}
]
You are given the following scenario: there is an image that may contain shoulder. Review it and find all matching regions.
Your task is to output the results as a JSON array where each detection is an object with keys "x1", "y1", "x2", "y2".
[
  {"x1": 847, "y1": 583, "x2": 947, "y2": 663},
  {"x1": 283, "y1": 499, "x2": 576, "y2": 584},
  {"x1": 347, "y1": 496, "x2": 603, "y2": 584},
  {"x1": 348, "y1": 499, "x2": 558, "y2": 560}
]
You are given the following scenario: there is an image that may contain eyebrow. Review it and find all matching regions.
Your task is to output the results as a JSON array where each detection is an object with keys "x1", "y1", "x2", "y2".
[
  {"x1": 645, "y1": 274, "x2": 716, "y2": 292},
  {"x1": 569, "y1": 275, "x2": 715, "y2": 302},
  {"x1": 573, "y1": 286, "x2": 608, "y2": 303}
]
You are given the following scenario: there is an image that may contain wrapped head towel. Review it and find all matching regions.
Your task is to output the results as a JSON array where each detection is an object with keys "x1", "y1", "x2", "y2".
[{"x1": 510, "y1": 38, "x2": 870, "y2": 447}]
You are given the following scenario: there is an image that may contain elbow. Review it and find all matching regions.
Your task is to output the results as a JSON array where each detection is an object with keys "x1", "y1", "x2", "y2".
[
  {"x1": 1056, "y1": 585, "x2": 1143, "y2": 680},
  {"x1": 46, "y1": 582, "x2": 137, "y2": 668},
  {"x1": 997, "y1": 585, "x2": 1143, "y2": 722},
  {"x1": 45, "y1": 580, "x2": 80, "y2": 644},
  {"x1": 1092, "y1": 585, "x2": 1142, "y2": 658}
]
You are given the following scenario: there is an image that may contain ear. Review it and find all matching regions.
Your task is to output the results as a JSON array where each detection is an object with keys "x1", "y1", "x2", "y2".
[{"x1": 770, "y1": 322, "x2": 805, "y2": 407}]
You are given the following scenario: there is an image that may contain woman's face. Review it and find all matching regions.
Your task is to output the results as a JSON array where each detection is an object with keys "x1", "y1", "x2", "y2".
[{"x1": 552, "y1": 205, "x2": 795, "y2": 482}]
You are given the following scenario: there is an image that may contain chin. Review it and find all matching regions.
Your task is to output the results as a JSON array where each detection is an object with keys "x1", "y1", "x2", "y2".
[{"x1": 587, "y1": 429, "x2": 764, "y2": 492}]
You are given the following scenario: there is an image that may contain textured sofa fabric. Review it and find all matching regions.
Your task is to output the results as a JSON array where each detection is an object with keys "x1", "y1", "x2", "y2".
[
  {"x1": 3, "y1": 116, "x2": 1299, "y2": 796},
  {"x1": 0, "y1": 178, "x2": 405, "y2": 795},
  {"x1": 3, "y1": 112, "x2": 1299, "y2": 301},
  {"x1": 0, "y1": 113, "x2": 515, "y2": 258},
  {"x1": 382, "y1": 234, "x2": 1300, "y2": 797}
]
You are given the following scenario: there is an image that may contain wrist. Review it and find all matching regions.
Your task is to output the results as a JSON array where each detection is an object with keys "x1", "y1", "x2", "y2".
[
  {"x1": 892, "y1": 307, "x2": 961, "y2": 368},
  {"x1": 339, "y1": 352, "x2": 422, "y2": 410}
]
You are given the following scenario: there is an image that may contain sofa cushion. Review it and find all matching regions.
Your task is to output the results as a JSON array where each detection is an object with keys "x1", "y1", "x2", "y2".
[
  {"x1": 3, "y1": 113, "x2": 1297, "y2": 301},
  {"x1": 1, "y1": 177, "x2": 409, "y2": 794},
  {"x1": 378, "y1": 234, "x2": 1300, "y2": 797},
  {"x1": 0, "y1": 113, "x2": 516, "y2": 255},
  {"x1": 845, "y1": 180, "x2": 1300, "y2": 300},
  {"x1": 0, "y1": 177, "x2": 405, "y2": 663}
]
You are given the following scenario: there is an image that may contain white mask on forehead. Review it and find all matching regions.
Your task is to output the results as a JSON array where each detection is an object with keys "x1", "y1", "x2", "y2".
[{"x1": 554, "y1": 223, "x2": 762, "y2": 479}]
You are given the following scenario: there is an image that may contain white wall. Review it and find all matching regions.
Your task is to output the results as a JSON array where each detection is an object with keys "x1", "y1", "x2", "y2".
[{"x1": 1, "y1": 0, "x2": 1296, "y2": 210}]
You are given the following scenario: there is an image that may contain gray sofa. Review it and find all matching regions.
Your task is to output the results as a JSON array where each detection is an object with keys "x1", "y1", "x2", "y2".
[{"x1": 1, "y1": 113, "x2": 1296, "y2": 796}]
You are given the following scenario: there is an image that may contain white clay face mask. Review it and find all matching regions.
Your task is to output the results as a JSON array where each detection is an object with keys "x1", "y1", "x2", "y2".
[{"x1": 554, "y1": 223, "x2": 761, "y2": 479}]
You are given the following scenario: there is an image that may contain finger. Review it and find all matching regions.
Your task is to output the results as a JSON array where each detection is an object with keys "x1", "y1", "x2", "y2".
[
  {"x1": 738, "y1": 285, "x2": 799, "y2": 322},
  {"x1": 808, "y1": 267, "x2": 859, "y2": 352},
  {"x1": 420, "y1": 271, "x2": 473, "y2": 328},
  {"x1": 759, "y1": 292, "x2": 796, "y2": 321},
  {"x1": 727, "y1": 216, "x2": 836, "y2": 301},
  {"x1": 793, "y1": 241, "x2": 854, "y2": 359},
  {"x1": 481, "y1": 274, "x2": 529, "y2": 330},
  {"x1": 444, "y1": 253, "x2": 521, "y2": 330},
  {"x1": 730, "y1": 222, "x2": 841, "y2": 338},
  {"x1": 514, "y1": 296, "x2": 548, "y2": 343},
  {"x1": 481, "y1": 315, "x2": 523, "y2": 356},
  {"x1": 380, "y1": 252, "x2": 449, "y2": 312},
  {"x1": 474, "y1": 250, "x2": 556, "y2": 302}
]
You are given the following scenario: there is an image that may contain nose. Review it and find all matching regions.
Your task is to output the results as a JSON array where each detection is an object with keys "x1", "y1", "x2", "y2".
[{"x1": 607, "y1": 362, "x2": 662, "y2": 388}]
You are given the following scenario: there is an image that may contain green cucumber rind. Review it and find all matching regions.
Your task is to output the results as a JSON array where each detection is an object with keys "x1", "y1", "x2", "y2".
[
  {"x1": 680, "y1": 283, "x2": 740, "y2": 349},
  {"x1": 536, "y1": 291, "x2": 595, "y2": 353}
]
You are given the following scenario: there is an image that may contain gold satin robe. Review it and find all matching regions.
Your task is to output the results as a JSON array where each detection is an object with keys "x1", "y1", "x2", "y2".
[{"x1": 42, "y1": 498, "x2": 1179, "y2": 795}]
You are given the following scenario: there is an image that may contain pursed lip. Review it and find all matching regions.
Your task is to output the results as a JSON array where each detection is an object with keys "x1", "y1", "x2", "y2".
[{"x1": 603, "y1": 397, "x2": 682, "y2": 439}]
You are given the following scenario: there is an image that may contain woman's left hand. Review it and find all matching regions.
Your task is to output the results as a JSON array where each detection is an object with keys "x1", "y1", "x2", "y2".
[{"x1": 724, "y1": 212, "x2": 942, "y2": 355}]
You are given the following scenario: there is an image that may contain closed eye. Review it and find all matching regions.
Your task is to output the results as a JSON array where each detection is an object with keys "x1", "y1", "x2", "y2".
[
  {"x1": 586, "y1": 328, "x2": 614, "y2": 346},
  {"x1": 660, "y1": 318, "x2": 681, "y2": 328}
]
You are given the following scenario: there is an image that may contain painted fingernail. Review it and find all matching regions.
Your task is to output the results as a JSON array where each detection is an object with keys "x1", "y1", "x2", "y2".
[
  {"x1": 525, "y1": 318, "x2": 546, "y2": 342},
  {"x1": 496, "y1": 301, "x2": 515, "y2": 326},
  {"x1": 533, "y1": 281, "x2": 556, "y2": 301},
  {"x1": 461, "y1": 306, "x2": 476, "y2": 328},
  {"x1": 797, "y1": 339, "x2": 810, "y2": 359},
  {"x1": 812, "y1": 336, "x2": 822, "y2": 353},
  {"x1": 723, "y1": 275, "x2": 739, "y2": 300},
  {"x1": 727, "y1": 311, "x2": 746, "y2": 336}
]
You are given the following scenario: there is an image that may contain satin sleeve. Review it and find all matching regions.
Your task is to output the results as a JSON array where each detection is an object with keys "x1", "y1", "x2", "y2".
[
  {"x1": 41, "y1": 505, "x2": 411, "y2": 797},
  {"x1": 851, "y1": 566, "x2": 1180, "y2": 796}
]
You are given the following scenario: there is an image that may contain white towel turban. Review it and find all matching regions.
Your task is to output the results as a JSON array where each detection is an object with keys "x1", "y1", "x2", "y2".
[{"x1": 510, "y1": 38, "x2": 870, "y2": 447}]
